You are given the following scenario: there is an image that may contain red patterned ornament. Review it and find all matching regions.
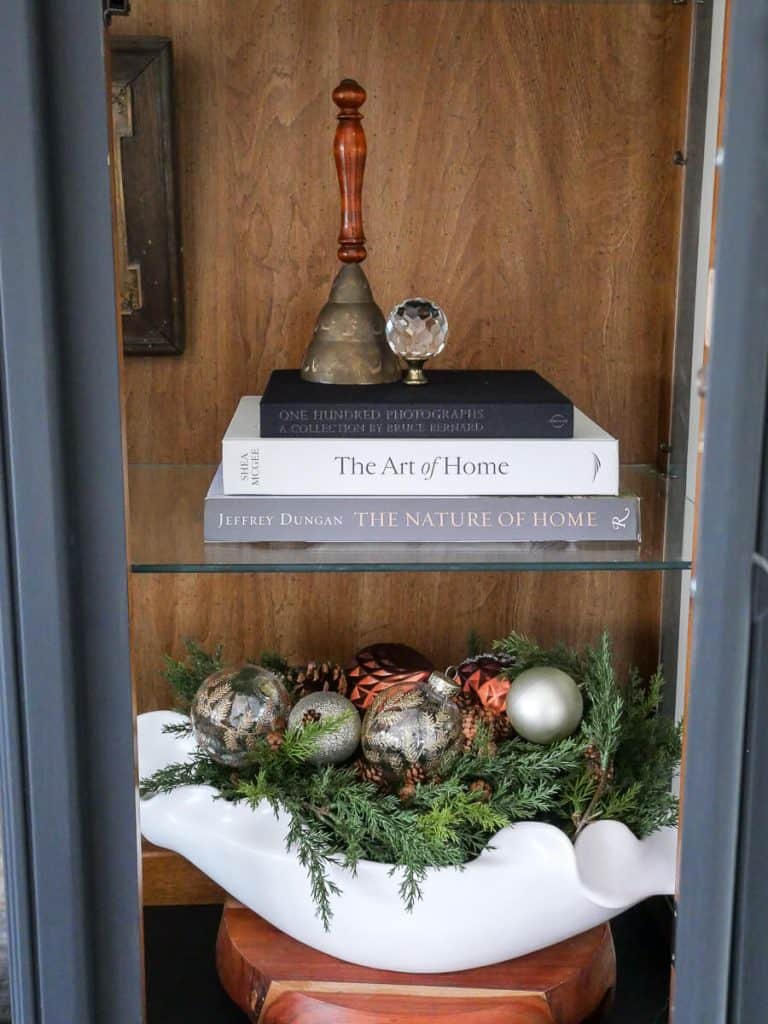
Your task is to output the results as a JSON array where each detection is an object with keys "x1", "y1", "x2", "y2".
[
  {"x1": 455, "y1": 652, "x2": 517, "y2": 716},
  {"x1": 346, "y1": 643, "x2": 434, "y2": 710}
]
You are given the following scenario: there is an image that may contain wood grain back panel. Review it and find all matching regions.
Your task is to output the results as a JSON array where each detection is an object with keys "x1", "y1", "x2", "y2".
[
  {"x1": 112, "y1": 0, "x2": 691, "y2": 466},
  {"x1": 130, "y1": 570, "x2": 661, "y2": 713}
]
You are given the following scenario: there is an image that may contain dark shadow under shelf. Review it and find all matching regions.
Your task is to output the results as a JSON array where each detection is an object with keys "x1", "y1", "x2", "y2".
[{"x1": 128, "y1": 464, "x2": 692, "y2": 574}]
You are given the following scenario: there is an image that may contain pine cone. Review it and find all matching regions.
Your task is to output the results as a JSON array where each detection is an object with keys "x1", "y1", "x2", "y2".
[
  {"x1": 398, "y1": 782, "x2": 417, "y2": 804},
  {"x1": 454, "y1": 687, "x2": 480, "y2": 712},
  {"x1": 291, "y1": 660, "x2": 349, "y2": 700},
  {"x1": 301, "y1": 708, "x2": 321, "y2": 727},
  {"x1": 462, "y1": 707, "x2": 501, "y2": 754},
  {"x1": 475, "y1": 703, "x2": 512, "y2": 743},
  {"x1": 461, "y1": 707, "x2": 482, "y2": 749},
  {"x1": 469, "y1": 779, "x2": 492, "y2": 802},
  {"x1": 266, "y1": 731, "x2": 284, "y2": 751},
  {"x1": 403, "y1": 763, "x2": 429, "y2": 787},
  {"x1": 492, "y1": 714, "x2": 514, "y2": 743},
  {"x1": 353, "y1": 758, "x2": 388, "y2": 790}
]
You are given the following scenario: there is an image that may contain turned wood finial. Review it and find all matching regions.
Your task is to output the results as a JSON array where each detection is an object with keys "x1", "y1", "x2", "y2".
[{"x1": 333, "y1": 78, "x2": 368, "y2": 263}]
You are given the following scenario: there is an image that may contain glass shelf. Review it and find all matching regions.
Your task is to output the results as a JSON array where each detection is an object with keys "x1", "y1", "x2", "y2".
[{"x1": 128, "y1": 464, "x2": 692, "y2": 573}]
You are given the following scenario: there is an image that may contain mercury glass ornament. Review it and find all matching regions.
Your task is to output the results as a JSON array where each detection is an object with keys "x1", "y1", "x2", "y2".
[
  {"x1": 361, "y1": 670, "x2": 462, "y2": 780},
  {"x1": 385, "y1": 298, "x2": 449, "y2": 385},
  {"x1": 191, "y1": 665, "x2": 291, "y2": 767},
  {"x1": 288, "y1": 692, "x2": 361, "y2": 766},
  {"x1": 505, "y1": 667, "x2": 583, "y2": 745}
]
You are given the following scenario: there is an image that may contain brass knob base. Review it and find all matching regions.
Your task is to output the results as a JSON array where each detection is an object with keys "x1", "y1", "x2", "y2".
[{"x1": 403, "y1": 359, "x2": 429, "y2": 385}]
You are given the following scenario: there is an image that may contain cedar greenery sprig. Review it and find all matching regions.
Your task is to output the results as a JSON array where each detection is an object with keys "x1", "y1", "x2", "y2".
[
  {"x1": 162, "y1": 642, "x2": 290, "y2": 712},
  {"x1": 142, "y1": 632, "x2": 682, "y2": 927},
  {"x1": 493, "y1": 630, "x2": 584, "y2": 678},
  {"x1": 161, "y1": 720, "x2": 193, "y2": 739},
  {"x1": 274, "y1": 712, "x2": 357, "y2": 764},
  {"x1": 163, "y1": 639, "x2": 224, "y2": 712}
]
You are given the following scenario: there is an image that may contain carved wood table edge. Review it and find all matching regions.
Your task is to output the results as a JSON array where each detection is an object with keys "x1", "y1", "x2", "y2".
[{"x1": 216, "y1": 900, "x2": 616, "y2": 1024}]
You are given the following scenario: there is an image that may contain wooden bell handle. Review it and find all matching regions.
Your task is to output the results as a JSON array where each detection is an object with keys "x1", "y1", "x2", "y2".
[{"x1": 333, "y1": 79, "x2": 368, "y2": 263}]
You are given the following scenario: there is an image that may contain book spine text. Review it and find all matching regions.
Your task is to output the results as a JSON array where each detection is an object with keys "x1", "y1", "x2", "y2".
[
  {"x1": 205, "y1": 495, "x2": 639, "y2": 543},
  {"x1": 221, "y1": 437, "x2": 619, "y2": 496},
  {"x1": 259, "y1": 403, "x2": 573, "y2": 439}
]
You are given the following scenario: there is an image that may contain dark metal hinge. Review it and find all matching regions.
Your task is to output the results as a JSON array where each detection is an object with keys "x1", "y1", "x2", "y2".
[
  {"x1": 657, "y1": 441, "x2": 676, "y2": 478},
  {"x1": 751, "y1": 555, "x2": 768, "y2": 624},
  {"x1": 103, "y1": 1, "x2": 131, "y2": 25}
]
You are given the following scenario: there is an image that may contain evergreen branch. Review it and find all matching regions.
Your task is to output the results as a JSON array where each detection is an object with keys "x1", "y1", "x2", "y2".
[
  {"x1": 493, "y1": 631, "x2": 583, "y2": 678},
  {"x1": 139, "y1": 753, "x2": 236, "y2": 799},
  {"x1": 280, "y1": 712, "x2": 357, "y2": 763},
  {"x1": 393, "y1": 863, "x2": 429, "y2": 912},
  {"x1": 161, "y1": 721, "x2": 193, "y2": 738},
  {"x1": 285, "y1": 813, "x2": 342, "y2": 930},
  {"x1": 163, "y1": 639, "x2": 224, "y2": 712},
  {"x1": 259, "y1": 650, "x2": 291, "y2": 679},
  {"x1": 581, "y1": 633, "x2": 623, "y2": 769},
  {"x1": 466, "y1": 630, "x2": 485, "y2": 658}
]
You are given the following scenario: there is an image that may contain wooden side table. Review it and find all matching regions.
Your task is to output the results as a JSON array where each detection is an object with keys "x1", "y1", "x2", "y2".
[{"x1": 216, "y1": 901, "x2": 616, "y2": 1024}]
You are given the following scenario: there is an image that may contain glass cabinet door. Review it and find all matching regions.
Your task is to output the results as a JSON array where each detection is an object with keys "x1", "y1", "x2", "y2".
[{"x1": 1, "y1": 1, "x2": 767, "y2": 1023}]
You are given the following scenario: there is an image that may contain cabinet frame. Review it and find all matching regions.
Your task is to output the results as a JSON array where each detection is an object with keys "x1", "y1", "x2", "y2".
[
  {"x1": 0, "y1": 1, "x2": 142, "y2": 1021},
  {"x1": 675, "y1": 0, "x2": 768, "y2": 1020}
]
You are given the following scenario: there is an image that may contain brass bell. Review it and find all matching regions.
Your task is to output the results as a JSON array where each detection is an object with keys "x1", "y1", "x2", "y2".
[
  {"x1": 300, "y1": 79, "x2": 400, "y2": 385},
  {"x1": 302, "y1": 263, "x2": 399, "y2": 385}
]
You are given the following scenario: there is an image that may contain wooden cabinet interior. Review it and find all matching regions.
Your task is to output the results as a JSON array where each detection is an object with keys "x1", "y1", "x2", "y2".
[
  {"x1": 130, "y1": 571, "x2": 662, "y2": 712},
  {"x1": 112, "y1": 0, "x2": 694, "y2": 903},
  {"x1": 113, "y1": 0, "x2": 692, "y2": 467}
]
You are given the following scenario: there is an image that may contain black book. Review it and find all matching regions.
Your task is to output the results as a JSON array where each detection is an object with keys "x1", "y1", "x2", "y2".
[{"x1": 260, "y1": 369, "x2": 574, "y2": 439}]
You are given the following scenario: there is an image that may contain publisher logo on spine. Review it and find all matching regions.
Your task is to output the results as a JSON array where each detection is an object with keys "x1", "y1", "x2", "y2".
[{"x1": 549, "y1": 413, "x2": 568, "y2": 431}]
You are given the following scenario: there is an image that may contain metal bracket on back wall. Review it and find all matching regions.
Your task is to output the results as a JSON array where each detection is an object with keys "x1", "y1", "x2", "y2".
[{"x1": 103, "y1": 1, "x2": 130, "y2": 25}]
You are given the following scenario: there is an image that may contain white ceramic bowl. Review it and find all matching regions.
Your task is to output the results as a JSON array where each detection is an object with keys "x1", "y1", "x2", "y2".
[{"x1": 138, "y1": 710, "x2": 677, "y2": 973}]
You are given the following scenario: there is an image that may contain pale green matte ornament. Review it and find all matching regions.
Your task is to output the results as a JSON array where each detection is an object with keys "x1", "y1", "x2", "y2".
[
  {"x1": 288, "y1": 691, "x2": 361, "y2": 766},
  {"x1": 505, "y1": 666, "x2": 583, "y2": 744}
]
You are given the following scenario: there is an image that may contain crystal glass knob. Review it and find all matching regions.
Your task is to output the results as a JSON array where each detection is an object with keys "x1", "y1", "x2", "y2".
[{"x1": 385, "y1": 298, "x2": 448, "y2": 385}]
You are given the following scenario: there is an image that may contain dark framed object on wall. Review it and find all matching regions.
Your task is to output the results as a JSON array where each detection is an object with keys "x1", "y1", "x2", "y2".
[{"x1": 111, "y1": 36, "x2": 184, "y2": 354}]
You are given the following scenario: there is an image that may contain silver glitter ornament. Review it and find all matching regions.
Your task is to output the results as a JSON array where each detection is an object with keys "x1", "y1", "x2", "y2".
[
  {"x1": 288, "y1": 692, "x2": 361, "y2": 766},
  {"x1": 191, "y1": 665, "x2": 291, "y2": 767},
  {"x1": 361, "y1": 670, "x2": 462, "y2": 780},
  {"x1": 505, "y1": 666, "x2": 583, "y2": 745}
]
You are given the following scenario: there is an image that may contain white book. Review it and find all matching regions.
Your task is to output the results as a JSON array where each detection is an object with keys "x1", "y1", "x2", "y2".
[{"x1": 222, "y1": 397, "x2": 619, "y2": 496}]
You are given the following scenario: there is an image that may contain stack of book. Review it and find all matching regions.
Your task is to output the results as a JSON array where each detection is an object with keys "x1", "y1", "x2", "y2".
[{"x1": 205, "y1": 370, "x2": 639, "y2": 544}]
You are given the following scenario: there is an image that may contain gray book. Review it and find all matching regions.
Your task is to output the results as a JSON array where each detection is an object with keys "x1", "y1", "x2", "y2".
[{"x1": 204, "y1": 466, "x2": 640, "y2": 544}]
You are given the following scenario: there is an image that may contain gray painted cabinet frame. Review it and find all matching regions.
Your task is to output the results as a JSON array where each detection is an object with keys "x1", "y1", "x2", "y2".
[
  {"x1": 0, "y1": 1, "x2": 766, "y2": 1023},
  {"x1": 675, "y1": 0, "x2": 768, "y2": 1021},
  {"x1": 0, "y1": 1, "x2": 142, "y2": 1022}
]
